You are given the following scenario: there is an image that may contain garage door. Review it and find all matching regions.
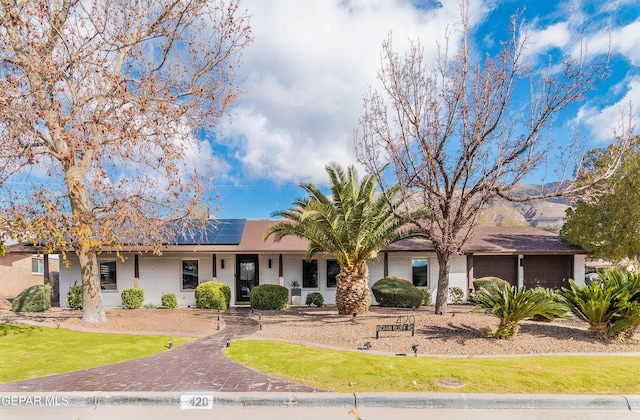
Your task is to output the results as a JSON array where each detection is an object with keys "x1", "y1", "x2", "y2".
[
  {"x1": 523, "y1": 255, "x2": 573, "y2": 289},
  {"x1": 473, "y1": 256, "x2": 518, "y2": 286}
]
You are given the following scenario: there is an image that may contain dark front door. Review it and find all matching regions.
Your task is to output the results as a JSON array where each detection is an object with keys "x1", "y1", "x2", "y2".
[{"x1": 236, "y1": 254, "x2": 259, "y2": 302}]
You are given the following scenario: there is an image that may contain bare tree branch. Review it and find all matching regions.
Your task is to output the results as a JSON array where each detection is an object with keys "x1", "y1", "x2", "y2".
[
  {"x1": 356, "y1": 1, "x2": 633, "y2": 314},
  {"x1": 0, "y1": 0, "x2": 251, "y2": 322}
]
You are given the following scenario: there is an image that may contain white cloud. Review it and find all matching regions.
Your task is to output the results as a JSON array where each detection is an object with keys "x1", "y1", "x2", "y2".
[
  {"x1": 583, "y1": 19, "x2": 640, "y2": 66},
  {"x1": 516, "y1": 2, "x2": 640, "y2": 145},
  {"x1": 577, "y1": 77, "x2": 640, "y2": 142},
  {"x1": 220, "y1": 0, "x2": 487, "y2": 184},
  {"x1": 522, "y1": 22, "x2": 571, "y2": 57}
]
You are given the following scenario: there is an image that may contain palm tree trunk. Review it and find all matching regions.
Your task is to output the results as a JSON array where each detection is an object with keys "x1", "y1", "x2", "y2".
[{"x1": 335, "y1": 265, "x2": 371, "y2": 315}]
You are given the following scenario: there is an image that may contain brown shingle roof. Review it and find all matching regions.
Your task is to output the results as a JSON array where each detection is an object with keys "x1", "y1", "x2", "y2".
[
  {"x1": 14, "y1": 219, "x2": 583, "y2": 255},
  {"x1": 383, "y1": 226, "x2": 584, "y2": 255},
  {"x1": 465, "y1": 226, "x2": 584, "y2": 255}
]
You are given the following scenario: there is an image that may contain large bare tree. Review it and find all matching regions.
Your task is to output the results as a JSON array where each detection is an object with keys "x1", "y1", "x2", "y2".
[
  {"x1": 356, "y1": 3, "x2": 635, "y2": 315},
  {"x1": 0, "y1": 0, "x2": 251, "y2": 322}
]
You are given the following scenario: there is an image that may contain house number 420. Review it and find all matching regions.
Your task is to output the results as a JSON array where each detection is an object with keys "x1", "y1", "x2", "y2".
[{"x1": 180, "y1": 394, "x2": 213, "y2": 409}]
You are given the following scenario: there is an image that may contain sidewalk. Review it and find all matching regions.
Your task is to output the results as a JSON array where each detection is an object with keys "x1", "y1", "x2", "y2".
[{"x1": 0, "y1": 391, "x2": 638, "y2": 412}]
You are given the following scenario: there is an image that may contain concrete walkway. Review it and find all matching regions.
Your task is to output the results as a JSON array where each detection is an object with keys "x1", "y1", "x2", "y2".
[{"x1": 0, "y1": 308, "x2": 321, "y2": 393}]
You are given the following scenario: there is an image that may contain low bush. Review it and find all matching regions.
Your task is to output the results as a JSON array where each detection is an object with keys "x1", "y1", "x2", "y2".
[
  {"x1": 195, "y1": 281, "x2": 231, "y2": 310},
  {"x1": 472, "y1": 277, "x2": 511, "y2": 293},
  {"x1": 420, "y1": 289, "x2": 432, "y2": 306},
  {"x1": 448, "y1": 287, "x2": 465, "y2": 304},
  {"x1": 66, "y1": 284, "x2": 83, "y2": 310},
  {"x1": 161, "y1": 292, "x2": 178, "y2": 309},
  {"x1": 11, "y1": 285, "x2": 52, "y2": 313},
  {"x1": 305, "y1": 292, "x2": 324, "y2": 307},
  {"x1": 121, "y1": 287, "x2": 144, "y2": 309},
  {"x1": 250, "y1": 284, "x2": 288, "y2": 310},
  {"x1": 371, "y1": 277, "x2": 423, "y2": 308}
]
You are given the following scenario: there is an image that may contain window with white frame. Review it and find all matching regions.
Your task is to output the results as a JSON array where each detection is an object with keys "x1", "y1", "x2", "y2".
[
  {"x1": 31, "y1": 257, "x2": 44, "y2": 274},
  {"x1": 412, "y1": 258, "x2": 428, "y2": 287},
  {"x1": 302, "y1": 259, "x2": 318, "y2": 288},
  {"x1": 326, "y1": 260, "x2": 340, "y2": 288},
  {"x1": 182, "y1": 259, "x2": 199, "y2": 290},
  {"x1": 99, "y1": 260, "x2": 117, "y2": 291}
]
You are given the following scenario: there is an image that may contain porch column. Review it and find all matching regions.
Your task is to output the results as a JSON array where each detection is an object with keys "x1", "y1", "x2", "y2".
[
  {"x1": 466, "y1": 254, "x2": 473, "y2": 295},
  {"x1": 43, "y1": 254, "x2": 50, "y2": 284},
  {"x1": 134, "y1": 254, "x2": 140, "y2": 288},
  {"x1": 383, "y1": 252, "x2": 389, "y2": 277},
  {"x1": 278, "y1": 253, "x2": 284, "y2": 286},
  {"x1": 212, "y1": 254, "x2": 217, "y2": 281}
]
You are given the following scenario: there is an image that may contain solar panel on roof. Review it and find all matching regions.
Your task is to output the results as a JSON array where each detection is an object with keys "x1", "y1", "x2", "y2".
[{"x1": 171, "y1": 219, "x2": 246, "y2": 245}]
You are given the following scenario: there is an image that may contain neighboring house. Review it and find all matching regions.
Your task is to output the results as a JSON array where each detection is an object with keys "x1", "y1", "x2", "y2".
[
  {"x1": 0, "y1": 246, "x2": 60, "y2": 300},
  {"x1": 57, "y1": 220, "x2": 586, "y2": 308}
]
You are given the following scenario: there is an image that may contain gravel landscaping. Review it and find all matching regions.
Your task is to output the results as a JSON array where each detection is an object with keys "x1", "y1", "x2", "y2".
[{"x1": 2, "y1": 305, "x2": 640, "y2": 356}]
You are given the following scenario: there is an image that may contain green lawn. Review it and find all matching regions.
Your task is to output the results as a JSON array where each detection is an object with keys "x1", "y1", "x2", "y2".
[
  {"x1": 225, "y1": 340, "x2": 640, "y2": 394},
  {"x1": 0, "y1": 324, "x2": 193, "y2": 383}
]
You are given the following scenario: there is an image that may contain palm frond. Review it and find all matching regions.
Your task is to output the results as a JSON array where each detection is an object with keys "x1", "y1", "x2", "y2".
[{"x1": 263, "y1": 163, "x2": 426, "y2": 271}]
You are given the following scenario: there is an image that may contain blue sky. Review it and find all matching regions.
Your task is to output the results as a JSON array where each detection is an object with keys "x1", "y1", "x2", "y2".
[{"x1": 206, "y1": 0, "x2": 640, "y2": 220}]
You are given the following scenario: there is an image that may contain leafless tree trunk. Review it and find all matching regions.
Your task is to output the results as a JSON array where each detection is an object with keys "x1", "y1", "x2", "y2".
[
  {"x1": 356, "y1": 1, "x2": 634, "y2": 314},
  {"x1": 0, "y1": 0, "x2": 251, "y2": 322}
]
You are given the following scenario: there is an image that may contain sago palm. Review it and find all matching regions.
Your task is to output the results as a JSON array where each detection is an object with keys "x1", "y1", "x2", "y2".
[
  {"x1": 562, "y1": 269, "x2": 640, "y2": 340},
  {"x1": 263, "y1": 163, "x2": 424, "y2": 314},
  {"x1": 472, "y1": 284, "x2": 570, "y2": 338}
]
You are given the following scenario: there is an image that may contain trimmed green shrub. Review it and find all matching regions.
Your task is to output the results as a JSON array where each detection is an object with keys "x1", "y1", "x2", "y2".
[
  {"x1": 121, "y1": 287, "x2": 144, "y2": 309},
  {"x1": 195, "y1": 281, "x2": 231, "y2": 310},
  {"x1": 472, "y1": 277, "x2": 511, "y2": 293},
  {"x1": 448, "y1": 287, "x2": 465, "y2": 304},
  {"x1": 371, "y1": 277, "x2": 423, "y2": 308},
  {"x1": 11, "y1": 285, "x2": 52, "y2": 312},
  {"x1": 250, "y1": 284, "x2": 288, "y2": 310},
  {"x1": 420, "y1": 289, "x2": 432, "y2": 306},
  {"x1": 161, "y1": 292, "x2": 178, "y2": 309},
  {"x1": 305, "y1": 292, "x2": 324, "y2": 307},
  {"x1": 66, "y1": 284, "x2": 83, "y2": 310}
]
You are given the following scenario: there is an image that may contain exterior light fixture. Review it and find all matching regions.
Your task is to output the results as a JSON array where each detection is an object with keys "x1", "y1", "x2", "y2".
[{"x1": 169, "y1": 339, "x2": 173, "y2": 349}]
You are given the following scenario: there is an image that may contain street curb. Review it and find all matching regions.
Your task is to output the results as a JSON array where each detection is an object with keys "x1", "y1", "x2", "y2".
[{"x1": 0, "y1": 392, "x2": 639, "y2": 411}]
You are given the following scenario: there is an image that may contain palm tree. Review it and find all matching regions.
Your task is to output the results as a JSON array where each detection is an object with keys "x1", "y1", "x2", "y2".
[{"x1": 263, "y1": 163, "x2": 425, "y2": 315}]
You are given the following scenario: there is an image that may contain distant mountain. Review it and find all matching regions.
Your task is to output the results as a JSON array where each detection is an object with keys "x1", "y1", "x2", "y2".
[{"x1": 477, "y1": 184, "x2": 571, "y2": 232}]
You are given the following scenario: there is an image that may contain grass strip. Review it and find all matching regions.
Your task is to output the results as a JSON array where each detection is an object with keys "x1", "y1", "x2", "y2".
[
  {"x1": 0, "y1": 324, "x2": 193, "y2": 383},
  {"x1": 225, "y1": 339, "x2": 640, "y2": 394}
]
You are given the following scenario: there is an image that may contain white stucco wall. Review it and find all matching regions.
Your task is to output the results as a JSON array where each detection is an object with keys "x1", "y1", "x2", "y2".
[
  {"x1": 573, "y1": 254, "x2": 586, "y2": 286},
  {"x1": 58, "y1": 250, "x2": 582, "y2": 308}
]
